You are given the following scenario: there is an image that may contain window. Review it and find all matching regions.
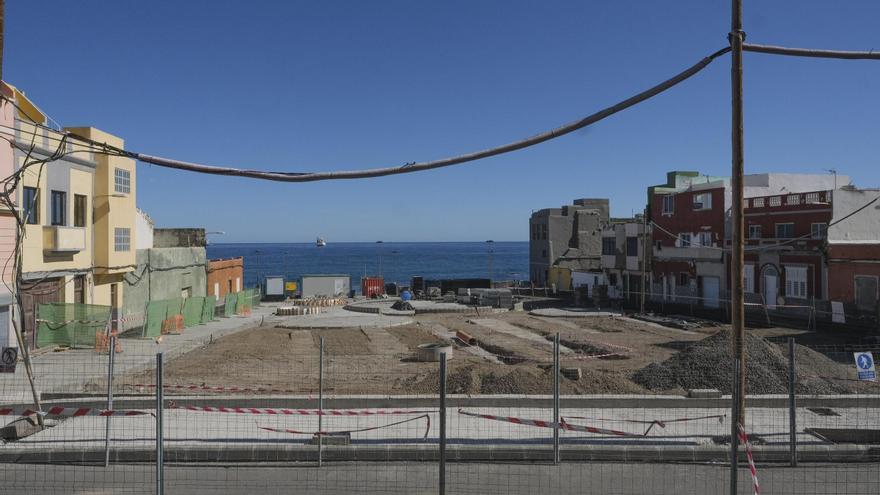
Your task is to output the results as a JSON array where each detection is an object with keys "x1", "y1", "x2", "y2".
[
  {"x1": 541, "y1": 224, "x2": 547, "y2": 240},
  {"x1": 744, "y1": 264, "x2": 755, "y2": 293},
  {"x1": 697, "y1": 231, "x2": 713, "y2": 247},
  {"x1": 752, "y1": 197, "x2": 765, "y2": 208},
  {"x1": 23, "y1": 186, "x2": 39, "y2": 224},
  {"x1": 678, "y1": 272, "x2": 689, "y2": 287},
  {"x1": 786, "y1": 194, "x2": 801, "y2": 206},
  {"x1": 608, "y1": 273, "x2": 617, "y2": 286},
  {"x1": 114, "y1": 168, "x2": 131, "y2": 194},
  {"x1": 811, "y1": 223, "x2": 828, "y2": 239},
  {"x1": 854, "y1": 276, "x2": 879, "y2": 312},
  {"x1": 73, "y1": 194, "x2": 87, "y2": 227},
  {"x1": 775, "y1": 223, "x2": 795, "y2": 239},
  {"x1": 50, "y1": 190, "x2": 66, "y2": 226},
  {"x1": 678, "y1": 232, "x2": 692, "y2": 247},
  {"x1": 602, "y1": 237, "x2": 616, "y2": 256},
  {"x1": 693, "y1": 192, "x2": 712, "y2": 210},
  {"x1": 785, "y1": 266, "x2": 807, "y2": 299},
  {"x1": 626, "y1": 237, "x2": 638, "y2": 256},
  {"x1": 662, "y1": 195, "x2": 674, "y2": 214},
  {"x1": 114, "y1": 227, "x2": 130, "y2": 252},
  {"x1": 748, "y1": 224, "x2": 762, "y2": 239},
  {"x1": 541, "y1": 249, "x2": 547, "y2": 258},
  {"x1": 805, "y1": 192, "x2": 822, "y2": 204},
  {"x1": 769, "y1": 196, "x2": 782, "y2": 207}
]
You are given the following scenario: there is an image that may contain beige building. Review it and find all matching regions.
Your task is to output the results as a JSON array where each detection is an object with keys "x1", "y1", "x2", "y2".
[{"x1": 12, "y1": 88, "x2": 136, "y2": 348}]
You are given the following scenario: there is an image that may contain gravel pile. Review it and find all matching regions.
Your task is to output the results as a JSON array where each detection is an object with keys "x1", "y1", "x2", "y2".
[
  {"x1": 632, "y1": 331, "x2": 851, "y2": 394},
  {"x1": 391, "y1": 301, "x2": 415, "y2": 311}
]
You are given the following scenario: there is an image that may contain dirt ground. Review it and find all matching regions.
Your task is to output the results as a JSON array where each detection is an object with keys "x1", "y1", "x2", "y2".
[{"x1": 125, "y1": 309, "x2": 869, "y2": 396}]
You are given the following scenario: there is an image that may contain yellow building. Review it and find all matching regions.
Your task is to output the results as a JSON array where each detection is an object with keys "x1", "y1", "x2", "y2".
[{"x1": 12, "y1": 87, "x2": 136, "y2": 348}]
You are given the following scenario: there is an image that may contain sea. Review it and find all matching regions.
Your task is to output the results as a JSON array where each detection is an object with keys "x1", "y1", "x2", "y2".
[{"x1": 206, "y1": 242, "x2": 529, "y2": 289}]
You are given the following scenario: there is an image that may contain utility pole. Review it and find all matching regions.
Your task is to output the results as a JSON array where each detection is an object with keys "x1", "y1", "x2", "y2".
[{"x1": 730, "y1": 0, "x2": 746, "y2": 425}]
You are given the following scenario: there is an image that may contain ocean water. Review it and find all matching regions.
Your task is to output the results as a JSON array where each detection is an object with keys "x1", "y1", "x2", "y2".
[{"x1": 206, "y1": 242, "x2": 529, "y2": 289}]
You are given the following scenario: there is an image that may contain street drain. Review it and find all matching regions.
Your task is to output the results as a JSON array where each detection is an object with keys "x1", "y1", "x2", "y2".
[{"x1": 807, "y1": 407, "x2": 840, "y2": 417}]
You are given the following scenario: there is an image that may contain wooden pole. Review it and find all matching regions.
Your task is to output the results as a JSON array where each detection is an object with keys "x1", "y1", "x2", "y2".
[
  {"x1": 730, "y1": 0, "x2": 747, "y2": 425},
  {"x1": 640, "y1": 208, "x2": 648, "y2": 314}
]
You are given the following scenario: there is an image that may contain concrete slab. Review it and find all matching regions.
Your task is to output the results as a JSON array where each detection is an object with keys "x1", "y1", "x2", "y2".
[
  {"x1": 469, "y1": 318, "x2": 574, "y2": 353},
  {"x1": 276, "y1": 307, "x2": 413, "y2": 329}
]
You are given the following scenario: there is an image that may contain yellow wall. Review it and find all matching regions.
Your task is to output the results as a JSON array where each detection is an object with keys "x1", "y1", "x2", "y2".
[
  {"x1": 65, "y1": 127, "x2": 137, "y2": 277},
  {"x1": 548, "y1": 266, "x2": 572, "y2": 291},
  {"x1": 19, "y1": 125, "x2": 95, "y2": 275}
]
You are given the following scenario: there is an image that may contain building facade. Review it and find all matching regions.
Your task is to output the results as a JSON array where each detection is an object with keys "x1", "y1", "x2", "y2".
[
  {"x1": 0, "y1": 84, "x2": 17, "y2": 360},
  {"x1": 207, "y1": 257, "x2": 243, "y2": 303},
  {"x1": 529, "y1": 198, "x2": 609, "y2": 287},
  {"x1": 10, "y1": 87, "x2": 136, "y2": 348},
  {"x1": 826, "y1": 187, "x2": 880, "y2": 318},
  {"x1": 600, "y1": 217, "x2": 649, "y2": 303}
]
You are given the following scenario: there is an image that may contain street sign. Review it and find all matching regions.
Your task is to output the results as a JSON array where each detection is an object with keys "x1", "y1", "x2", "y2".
[
  {"x1": 853, "y1": 352, "x2": 876, "y2": 381},
  {"x1": 0, "y1": 347, "x2": 17, "y2": 373}
]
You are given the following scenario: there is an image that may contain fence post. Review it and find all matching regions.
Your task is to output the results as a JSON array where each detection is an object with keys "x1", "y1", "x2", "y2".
[
  {"x1": 729, "y1": 358, "x2": 740, "y2": 495},
  {"x1": 788, "y1": 337, "x2": 797, "y2": 467},
  {"x1": 318, "y1": 336, "x2": 324, "y2": 467},
  {"x1": 156, "y1": 353, "x2": 164, "y2": 495},
  {"x1": 104, "y1": 333, "x2": 116, "y2": 467},
  {"x1": 553, "y1": 333, "x2": 560, "y2": 465},
  {"x1": 439, "y1": 352, "x2": 447, "y2": 495}
]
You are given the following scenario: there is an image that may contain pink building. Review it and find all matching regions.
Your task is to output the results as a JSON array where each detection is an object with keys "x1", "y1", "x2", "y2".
[{"x1": 0, "y1": 83, "x2": 17, "y2": 365}]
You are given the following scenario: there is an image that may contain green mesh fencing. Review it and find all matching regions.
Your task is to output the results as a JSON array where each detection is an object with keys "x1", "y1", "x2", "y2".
[
  {"x1": 224, "y1": 293, "x2": 237, "y2": 317},
  {"x1": 251, "y1": 288, "x2": 261, "y2": 307},
  {"x1": 183, "y1": 297, "x2": 205, "y2": 327},
  {"x1": 235, "y1": 291, "x2": 249, "y2": 313},
  {"x1": 167, "y1": 298, "x2": 184, "y2": 318},
  {"x1": 36, "y1": 303, "x2": 112, "y2": 348},
  {"x1": 201, "y1": 296, "x2": 216, "y2": 323},
  {"x1": 143, "y1": 300, "x2": 168, "y2": 339}
]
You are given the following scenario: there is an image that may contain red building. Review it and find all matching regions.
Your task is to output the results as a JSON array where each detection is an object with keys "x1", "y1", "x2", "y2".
[
  {"x1": 826, "y1": 188, "x2": 880, "y2": 319},
  {"x1": 207, "y1": 257, "x2": 244, "y2": 303},
  {"x1": 741, "y1": 190, "x2": 831, "y2": 308}
]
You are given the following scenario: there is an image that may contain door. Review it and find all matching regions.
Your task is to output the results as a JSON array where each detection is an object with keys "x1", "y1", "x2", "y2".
[
  {"x1": 763, "y1": 266, "x2": 779, "y2": 310},
  {"x1": 854, "y1": 276, "x2": 879, "y2": 312},
  {"x1": 701, "y1": 276, "x2": 720, "y2": 309},
  {"x1": 20, "y1": 278, "x2": 63, "y2": 349},
  {"x1": 74, "y1": 276, "x2": 86, "y2": 304},
  {"x1": 110, "y1": 283, "x2": 119, "y2": 333}
]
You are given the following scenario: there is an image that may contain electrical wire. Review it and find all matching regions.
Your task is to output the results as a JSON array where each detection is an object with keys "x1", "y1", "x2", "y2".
[{"x1": 743, "y1": 43, "x2": 880, "y2": 60}]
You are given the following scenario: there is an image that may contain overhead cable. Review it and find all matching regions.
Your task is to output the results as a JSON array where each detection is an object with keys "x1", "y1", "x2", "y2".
[
  {"x1": 61, "y1": 47, "x2": 733, "y2": 183},
  {"x1": 743, "y1": 43, "x2": 880, "y2": 60}
]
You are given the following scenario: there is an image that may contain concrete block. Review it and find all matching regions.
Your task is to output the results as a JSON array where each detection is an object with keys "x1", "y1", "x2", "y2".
[{"x1": 0, "y1": 417, "x2": 53, "y2": 440}]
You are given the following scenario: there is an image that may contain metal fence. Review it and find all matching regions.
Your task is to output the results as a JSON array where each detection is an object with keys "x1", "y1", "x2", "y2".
[{"x1": 1, "y1": 303, "x2": 878, "y2": 494}]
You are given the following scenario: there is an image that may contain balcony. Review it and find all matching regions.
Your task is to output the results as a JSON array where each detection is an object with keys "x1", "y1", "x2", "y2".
[{"x1": 44, "y1": 226, "x2": 86, "y2": 253}]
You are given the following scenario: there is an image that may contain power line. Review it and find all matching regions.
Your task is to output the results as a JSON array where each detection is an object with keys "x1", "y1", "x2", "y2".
[{"x1": 743, "y1": 43, "x2": 880, "y2": 60}]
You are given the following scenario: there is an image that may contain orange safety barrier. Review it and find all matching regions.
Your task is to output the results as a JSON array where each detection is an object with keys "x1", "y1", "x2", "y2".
[
  {"x1": 95, "y1": 330, "x2": 123, "y2": 354},
  {"x1": 161, "y1": 314, "x2": 185, "y2": 335}
]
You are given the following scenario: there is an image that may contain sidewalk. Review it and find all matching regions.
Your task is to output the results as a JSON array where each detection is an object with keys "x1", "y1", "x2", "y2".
[{"x1": 1, "y1": 304, "x2": 279, "y2": 404}]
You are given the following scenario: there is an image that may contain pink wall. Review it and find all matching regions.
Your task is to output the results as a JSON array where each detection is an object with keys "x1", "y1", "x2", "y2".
[{"x1": 0, "y1": 86, "x2": 17, "y2": 290}]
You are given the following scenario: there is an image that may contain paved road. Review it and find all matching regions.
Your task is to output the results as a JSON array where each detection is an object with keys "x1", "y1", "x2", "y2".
[{"x1": 2, "y1": 461, "x2": 878, "y2": 494}]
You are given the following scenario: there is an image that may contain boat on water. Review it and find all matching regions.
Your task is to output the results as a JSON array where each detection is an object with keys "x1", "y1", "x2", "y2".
[{"x1": 316, "y1": 237, "x2": 327, "y2": 247}]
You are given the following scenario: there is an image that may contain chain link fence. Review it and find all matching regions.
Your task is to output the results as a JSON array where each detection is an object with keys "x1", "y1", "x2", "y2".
[{"x1": 2, "y1": 301, "x2": 878, "y2": 494}]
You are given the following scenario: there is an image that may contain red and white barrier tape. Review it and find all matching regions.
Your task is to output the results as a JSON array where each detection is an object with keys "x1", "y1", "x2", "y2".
[
  {"x1": 563, "y1": 413, "x2": 725, "y2": 435},
  {"x1": 458, "y1": 409, "x2": 641, "y2": 437},
  {"x1": 126, "y1": 383, "x2": 300, "y2": 395},
  {"x1": 169, "y1": 403, "x2": 435, "y2": 416},
  {"x1": 737, "y1": 422, "x2": 760, "y2": 495},
  {"x1": 0, "y1": 406, "x2": 151, "y2": 417},
  {"x1": 258, "y1": 414, "x2": 431, "y2": 438}
]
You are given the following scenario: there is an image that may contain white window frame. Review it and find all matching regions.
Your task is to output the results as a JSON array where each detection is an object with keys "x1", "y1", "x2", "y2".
[
  {"x1": 775, "y1": 222, "x2": 795, "y2": 239},
  {"x1": 678, "y1": 232, "x2": 692, "y2": 247},
  {"x1": 748, "y1": 224, "x2": 762, "y2": 239},
  {"x1": 114, "y1": 227, "x2": 131, "y2": 252},
  {"x1": 810, "y1": 222, "x2": 828, "y2": 239},
  {"x1": 114, "y1": 168, "x2": 131, "y2": 194},
  {"x1": 752, "y1": 197, "x2": 765, "y2": 208},
  {"x1": 662, "y1": 195, "x2": 674, "y2": 214},
  {"x1": 697, "y1": 231, "x2": 712, "y2": 247},
  {"x1": 693, "y1": 192, "x2": 712, "y2": 210},
  {"x1": 769, "y1": 196, "x2": 782, "y2": 207},
  {"x1": 786, "y1": 194, "x2": 801, "y2": 206},
  {"x1": 744, "y1": 264, "x2": 755, "y2": 293},
  {"x1": 784, "y1": 266, "x2": 808, "y2": 299}
]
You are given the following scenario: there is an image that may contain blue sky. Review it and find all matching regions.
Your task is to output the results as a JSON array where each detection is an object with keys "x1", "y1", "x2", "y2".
[{"x1": 6, "y1": 1, "x2": 879, "y2": 242}]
